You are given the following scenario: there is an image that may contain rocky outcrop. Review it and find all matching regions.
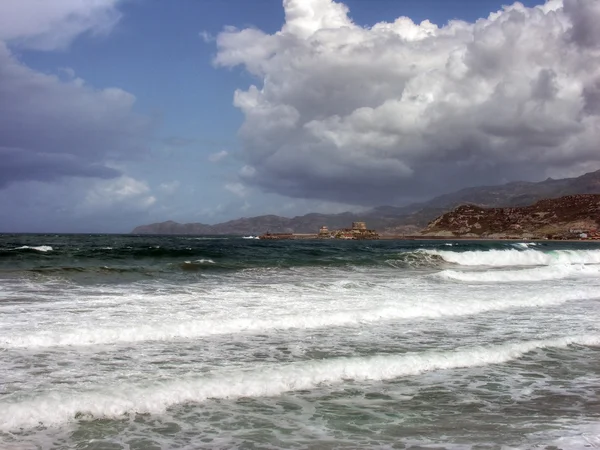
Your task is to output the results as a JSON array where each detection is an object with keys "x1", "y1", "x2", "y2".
[{"x1": 423, "y1": 194, "x2": 600, "y2": 239}]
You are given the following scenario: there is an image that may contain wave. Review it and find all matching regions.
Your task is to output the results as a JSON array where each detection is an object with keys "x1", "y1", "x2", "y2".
[
  {"x1": 242, "y1": 236, "x2": 260, "y2": 240},
  {"x1": 12, "y1": 245, "x2": 53, "y2": 252},
  {"x1": 183, "y1": 259, "x2": 215, "y2": 264},
  {"x1": 438, "y1": 264, "x2": 600, "y2": 282},
  {"x1": 27, "y1": 266, "x2": 154, "y2": 275},
  {"x1": 386, "y1": 252, "x2": 446, "y2": 268},
  {"x1": 179, "y1": 259, "x2": 217, "y2": 271},
  {"x1": 511, "y1": 242, "x2": 539, "y2": 249},
  {"x1": 425, "y1": 249, "x2": 600, "y2": 266},
  {"x1": 4, "y1": 289, "x2": 596, "y2": 349},
  {"x1": 1, "y1": 334, "x2": 598, "y2": 431}
]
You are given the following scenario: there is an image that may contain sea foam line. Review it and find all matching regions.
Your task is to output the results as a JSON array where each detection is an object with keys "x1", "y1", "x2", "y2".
[
  {"x1": 425, "y1": 249, "x2": 600, "y2": 266},
  {"x1": 2, "y1": 290, "x2": 596, "y2": 349},
  {"x1": 1, "y1": 334, "x2": 598, "y2": 431}
]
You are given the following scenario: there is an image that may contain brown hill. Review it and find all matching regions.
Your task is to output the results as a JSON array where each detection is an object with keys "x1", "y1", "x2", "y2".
[{"x1": 423, "y1": 194, "x2": 600, "y2": 239}]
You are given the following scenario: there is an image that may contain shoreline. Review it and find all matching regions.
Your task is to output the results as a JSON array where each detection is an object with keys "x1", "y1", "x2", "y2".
[
  {"x1": 385, "y1": 238, "x2": 600, "y2": 243},
  {"x1": 380, "y1": 235, "x2": 600, "y2": 242},
  {"x1": 258, "y1": 233, "x2": 600, "y2": 243}
]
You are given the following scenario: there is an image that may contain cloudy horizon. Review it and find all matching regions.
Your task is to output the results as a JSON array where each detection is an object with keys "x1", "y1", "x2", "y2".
[{"x1": 1, "y1": 0, "x2": 599, "y2": 232}]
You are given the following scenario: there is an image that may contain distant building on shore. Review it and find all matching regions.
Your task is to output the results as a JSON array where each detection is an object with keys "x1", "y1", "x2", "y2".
[
  {"x1": 260, "y1": 222, "x2": 379, "y2": 240},
  {"x1": 319, "y1": 221, "x2": 379, "y2": 240}
]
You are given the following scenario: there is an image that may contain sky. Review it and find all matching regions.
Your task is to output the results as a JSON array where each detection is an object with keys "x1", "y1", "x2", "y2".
[{"x1": 1, "y1": 0, "x2": 599, "y2": 233}]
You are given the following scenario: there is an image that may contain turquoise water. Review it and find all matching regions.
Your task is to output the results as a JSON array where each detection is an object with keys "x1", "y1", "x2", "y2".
[{"x1": 1, "y1": 235, "x2": 600, "y2": 449}]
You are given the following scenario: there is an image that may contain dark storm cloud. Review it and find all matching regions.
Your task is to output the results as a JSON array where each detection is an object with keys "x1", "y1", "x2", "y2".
[
  {"x1": 0, "y1": 147, "x2": 119, "y2": 188},
  {"x1": 564, "y1": 0, "x2": 600, "y2": 48},
  {"x1": 215, "y1": 0, "x2": 600, "y2": 205},
  {"x1": 583, "y1": 79, "x2": 600, "y2": 116},
  {"x1": 0, "y1": 43, "x2": 151, "y2": 188},
  {"x1": 0, "y1": 0, "x2": 168, "y2": 233}
]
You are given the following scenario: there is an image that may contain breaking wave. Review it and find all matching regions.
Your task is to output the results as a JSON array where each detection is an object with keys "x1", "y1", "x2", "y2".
[
  {"x1": 386, "y1": 252, "x2": 446, "y2": 268},
  {"x1": 183, "y1": 259, "x2": 215, "y2": 264},
  {"x1": 425, "y1": 249, "x2": 600, "y2": 266},
  {"x1": 12, "y1": 245, "x2": 53, "y2": 252},
  {"x1": 438, "y1": 264, "x2": 600, "y2": 282},
  {"x1": 511, "y1": 242, "x2": 539, "y2": 249},
  {"x1": 1, "y1": 335, "x2": 598, "y2": 431}
]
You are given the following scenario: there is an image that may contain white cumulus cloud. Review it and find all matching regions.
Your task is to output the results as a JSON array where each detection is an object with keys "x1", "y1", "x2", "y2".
[
  {"x1": 208, "y1": 150, "x2": 229, "y2": 162},
  {"x1": 215, "y1": 0, "x2": 600, "y2": 205},
  {"x1": 0, "y1": 0, "x2": 122, "y2": 51},
  {"x1": 158, "y1": 181, "x2": 181, "y2": 195},
  {"x1": 225, "y1": 182, "x2": 248, "y2": 198},
  {"x1": 83, "y1": 176, "x2": 156, "y2": 212}
]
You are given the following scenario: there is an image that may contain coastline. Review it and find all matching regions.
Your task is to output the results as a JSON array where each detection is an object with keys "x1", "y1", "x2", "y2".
[
  {"x1": 257, "y1": 232, "x2": 600, "y2": 242},
  {"x1": 380, "y1": 235, "x2": 600, "y2": 242}
]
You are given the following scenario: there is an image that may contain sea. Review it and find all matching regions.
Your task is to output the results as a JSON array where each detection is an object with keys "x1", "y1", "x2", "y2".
[{"x1": 1, "y1": 234, "x2": 600, "y2": 450}]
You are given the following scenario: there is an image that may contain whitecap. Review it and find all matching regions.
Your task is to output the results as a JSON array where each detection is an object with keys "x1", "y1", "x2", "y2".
[
  {"x1": 424, "y1": 249, "x2": 600, "y2": 266},
  {"x1": 13, "y1": 245, "x2": 53, "y2": 252},
  {"x1": 438, "y1": 264, "x2": 600, "y2": 282}
]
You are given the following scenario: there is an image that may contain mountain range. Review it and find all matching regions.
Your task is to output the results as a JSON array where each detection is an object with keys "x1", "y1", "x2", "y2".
[{"x1": 132, "y1": 169, "x2": 600, "y2": 235}]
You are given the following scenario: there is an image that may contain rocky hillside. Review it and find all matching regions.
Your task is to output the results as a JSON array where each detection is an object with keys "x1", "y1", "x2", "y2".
[
  {"x1": 132, "y1": 169, "x2": 600, "y2": 235},
  {"x1": 376, "y1": 169, "x2": 600, "y2": 218},
  {"x1": 423, "y1": 194, "x2": 600, "y2": 238}
]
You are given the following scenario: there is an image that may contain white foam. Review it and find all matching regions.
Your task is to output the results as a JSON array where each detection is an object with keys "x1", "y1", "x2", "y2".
[
  {"x1": 242, "y1": 236, "x2": 259, "y2": 239},
  {"x1": 183, "y1": 259, "x2": 215, "y2": 264},
  {"x1": 13, "y1": 245, "x2": 53, "y2": 252},
  {"x1": 439, "y1": 264, "x2": 600, "y2": 282},
  {"x1": 512, "y1": 242, "x2": 538, "y2": 249},
  {"x1": 541, "y1": 422, "x2": 600, "y2": 450},
  {"x1": 426, "y1": 249, "x2": 600, "y2": 266},
  {"x1": 1, "y1": 334, "x2": 597, "y2": 431},
  {"x1": 3, "y1": 289, "x2": 596, "y2": 348}
]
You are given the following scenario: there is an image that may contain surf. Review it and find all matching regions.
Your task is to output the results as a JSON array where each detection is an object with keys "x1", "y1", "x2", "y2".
[
  {"x1": 424, "y1": 248, "x2": 600, "y2": 266},
  {"x1": 1, "y1": 334, "x2": 598, "y2": 431},
  {"x1": 3, "y1": 287, "x2": 597, "y2": 349},
  {"x1": 438, "y1": 264, "x2": 600, "y2": 282}
]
